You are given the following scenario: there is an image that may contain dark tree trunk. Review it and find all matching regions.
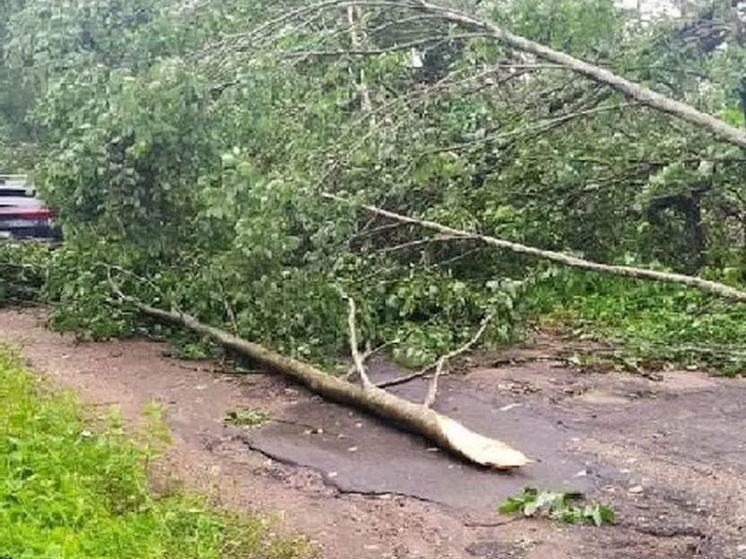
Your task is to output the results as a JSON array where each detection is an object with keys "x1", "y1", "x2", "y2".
[
  {"x1": 646, "y1": 190, "x2": 706, "y2": 274},
  {"x1": 684, "y1": 194, "x2": 705, "y2": 273}
]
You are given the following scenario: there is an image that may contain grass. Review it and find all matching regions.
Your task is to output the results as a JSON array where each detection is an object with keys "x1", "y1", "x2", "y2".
[
  {"x1": 526, "y1": 272, "x2": 746, "y2": 376},
  {"x1": 0, "y1": 347, "x2": 313, "y2": 559}
]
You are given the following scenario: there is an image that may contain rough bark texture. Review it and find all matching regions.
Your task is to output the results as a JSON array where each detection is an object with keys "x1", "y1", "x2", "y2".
[
  {"x1": 133, "y1": 300, "x2": 529, "y2": 470},
  {"x1": 325, "y1": 193, "x2": 746, "y2": 302}
]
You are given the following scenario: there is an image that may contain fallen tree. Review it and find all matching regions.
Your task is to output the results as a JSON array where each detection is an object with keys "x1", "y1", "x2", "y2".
[
  {"x1": 112, "y1": 285, "x2": 529, "y2": 470},
  {"x1": 324, "y1": 193, "x2": 746, "y2": 303}
]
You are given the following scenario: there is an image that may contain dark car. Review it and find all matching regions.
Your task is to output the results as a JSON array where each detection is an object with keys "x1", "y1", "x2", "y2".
[{"x1": 0, "y1": 175, "x2": 61, "y2": 241}]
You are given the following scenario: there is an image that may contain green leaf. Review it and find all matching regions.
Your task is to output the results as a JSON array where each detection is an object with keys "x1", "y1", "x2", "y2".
[{"x1": 498, "y1": 497, "x2": 525, "y2": 514}]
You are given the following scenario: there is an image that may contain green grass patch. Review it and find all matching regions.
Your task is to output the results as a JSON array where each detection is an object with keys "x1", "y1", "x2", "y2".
[
  {"x1": 0, "y1": 347, "x2": 313, "y2": 559},
  {"x1": 526, "y1": 272, "x2": 746, "y2": 376}
]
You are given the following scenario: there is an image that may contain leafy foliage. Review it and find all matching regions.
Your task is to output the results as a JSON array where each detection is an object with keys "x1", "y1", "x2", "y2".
[
  {"x1": 499, "y1": 487, "x2": 616, "y2": 527},
  {"x1": 0, "y1": 347, "x2": 312, "y2": 559},
  {"x1": 0, "y1": 242, "x2": 52, "y2": 306},
  {"x1": 527, "y1": 270, "x2": 746, "y2": 375},
  {"x1": 0, "y1": 0, "x2": 744, "y2": 368}
]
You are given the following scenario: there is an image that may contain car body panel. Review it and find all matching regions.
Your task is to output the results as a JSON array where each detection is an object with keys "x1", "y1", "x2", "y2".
[{"x1": 0, "y1": 175, "x2": 61, "y2": 241}]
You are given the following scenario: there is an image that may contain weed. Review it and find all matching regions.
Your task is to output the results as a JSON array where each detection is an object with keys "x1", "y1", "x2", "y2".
[{"x1": 224, "y1": 409, "x2": 271, "y2": 429}]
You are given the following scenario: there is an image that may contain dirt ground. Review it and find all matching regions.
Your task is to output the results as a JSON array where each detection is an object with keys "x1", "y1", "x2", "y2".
[{"x1": 2, "y1": 307, "x2": 746, "y2": 559}]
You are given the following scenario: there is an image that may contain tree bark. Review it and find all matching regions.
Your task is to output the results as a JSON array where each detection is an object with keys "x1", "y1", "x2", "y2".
[
  {"x1": 129, "y1": 298, "x2": 529, "y2": 470},
  {"x1": 346, "y1": 5, "x2": 374, "y2": 115}
]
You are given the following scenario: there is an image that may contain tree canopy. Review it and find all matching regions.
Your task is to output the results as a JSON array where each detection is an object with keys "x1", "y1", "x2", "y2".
[{"x1": 1, "y1": 0, "x2": 745, "y2": 371}]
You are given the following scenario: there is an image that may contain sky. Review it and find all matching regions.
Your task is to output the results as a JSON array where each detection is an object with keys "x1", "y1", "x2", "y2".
[{"x1": 616, "y1": 0, "x2": 682, "y2": 17}]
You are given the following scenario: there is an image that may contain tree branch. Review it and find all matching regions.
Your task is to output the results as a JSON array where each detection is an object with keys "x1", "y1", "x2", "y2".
[
  {"x1": 378, "y1": 314, "x2": 494, "y2": 392},
  {"x1": 324, "y1": 193, "x2": 746, "y2": 302},
  {"x1": 344, "y1": 339, "x2": 398, "y2": 380},
  {"x1": 376, "y1": 365, "x2": 429, "y2": 389},
  {"x1": 286, "y1": 32, "x2": 489, "y2": 57},
  {"x1": 379, "y1": 234, "x2": 473, "y2": 254},
  {"x1": 339, "y1": 289, "x2": 373, "y2": 388},
  {"x1": 346, "y1": 5, "x2": 374, "y2": 115},
  {"x1": 423, "y1": 358, "x2": 447, "y2": 408},
  {"x1": 405, "y1": 0, "x2": 746, "y2": 150},
  {"x1": 249, "y1": 0, "x2": 746, "y2": 150},
  {"x1": 420, "y1": 102, "x2": 634, "y2": 156},
  {"x1": 119, "y1": 292, "x2": 529, "y2": 469}
]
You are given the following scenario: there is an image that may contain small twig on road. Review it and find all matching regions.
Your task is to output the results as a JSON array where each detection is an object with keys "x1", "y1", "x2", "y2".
[
  {"x1": 423, "y1": 314, "x2": 494, "y2": 407},
  {"x1": 345, "y1": 338, "x2": 399, "y2": 381}
]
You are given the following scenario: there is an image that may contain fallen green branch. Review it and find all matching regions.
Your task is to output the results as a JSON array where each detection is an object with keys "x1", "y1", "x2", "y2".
[
  {"x1": 499, "y1": 487, "x2": 616, "y2": 527},
  {"x1": 250, "y1": 0, "x2": 746, "y2": 150}
]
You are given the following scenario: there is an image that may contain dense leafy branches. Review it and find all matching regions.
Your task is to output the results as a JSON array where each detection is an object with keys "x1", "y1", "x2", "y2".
[{"x1": 1, "y1": 0, "x2": 744, "y2": 369}]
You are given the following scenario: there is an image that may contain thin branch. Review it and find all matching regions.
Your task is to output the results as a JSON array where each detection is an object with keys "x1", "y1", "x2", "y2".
[
  {"x1": 377, "y1": 314, "x2": 494, "y2": 391},
  {"x1": 324, "y1": 193, "x2": 746, "y2": 302},
  {"x1": 344, "y1": 338, "x2": 399, "y2": 380},
  {"x1": 432, "y1": 247, "x2": 482, "y2": 269},
  {"x1": 420, "y1": 102, "x2": 635, "y2": 156},
  {"x1": 376, "y1": 362, "x2": 434, "y2": 389},
  {"x1": 311, "y1": 54, "x2": 541, "y2": 186},
  {"x1": 346, "y1": 5, "x2": 374, "y2": 115},
  {"x1": 316, "y1": 63, "x2": 535, "y2": 188},
  {"x1": 339, "y1": 289, "x2": 373, "y2": 388},
  {"x1": 347, "y1": 221, "x2": 405, "y2": 243},
  {"x1": 406, "y1": 0, "x2": 746, "y2": 150},
  {"x1": 367, "y1": 13, "x2": 449, "y2": 36},
  {"x1": 224, "y1": 0, "x2": 351, "y2": 45},
  {"x1": 423, "y1": 358, "x2": 448, "y2": 408},
  {"x1": 241, "y1": 0, "x2": 746, "y2": 150},
  {"x1": 423, "y1": 314, "x2": 494, "y2": 408},
  {"x1": 379, "y1": 234, "x2": 473, "y2": 254},
  {"x1": 286, "y1": 32, "x2": 490, "y2": 57},
  {"x1": 104, "y1": 264, "x2": 180, "y2": 312}
]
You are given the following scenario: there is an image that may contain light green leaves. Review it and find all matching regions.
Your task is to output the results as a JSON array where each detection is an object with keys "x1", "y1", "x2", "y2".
[{"x1": 499, "y1": 487, "x2": 616, "y2": 527}]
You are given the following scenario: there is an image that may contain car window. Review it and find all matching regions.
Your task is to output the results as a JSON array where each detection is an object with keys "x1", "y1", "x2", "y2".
[{"x1": 0, "y1": 189, "x2": 29, "y2": 197}]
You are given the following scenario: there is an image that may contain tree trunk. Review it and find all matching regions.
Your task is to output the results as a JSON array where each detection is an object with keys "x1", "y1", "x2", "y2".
[{"x1": 128, "y1": 299, "x2": 529, "y2": 470}]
